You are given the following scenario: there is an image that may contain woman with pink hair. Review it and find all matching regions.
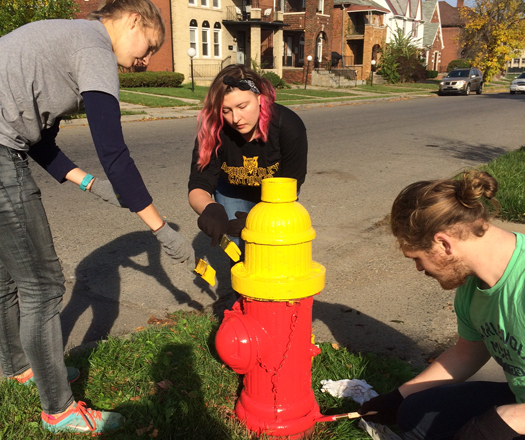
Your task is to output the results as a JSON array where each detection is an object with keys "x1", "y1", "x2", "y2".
[{"x1": 188, "y1": 64, "x2": 308, "y2": 251}]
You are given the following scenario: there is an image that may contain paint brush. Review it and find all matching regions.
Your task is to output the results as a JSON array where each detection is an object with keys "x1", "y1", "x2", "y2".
[{"x1": 193, "y1": 258, "x2": 216, "y2": 286}]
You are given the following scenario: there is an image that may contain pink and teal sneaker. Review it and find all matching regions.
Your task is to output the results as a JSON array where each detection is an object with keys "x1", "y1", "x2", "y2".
[{"x1": 41, "y1": 401, "x2": 125, "y2": 435}]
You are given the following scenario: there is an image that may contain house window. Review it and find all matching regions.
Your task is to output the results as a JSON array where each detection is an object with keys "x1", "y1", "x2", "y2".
[
  {"x1": 316, "y1": 33, "x2": 323, "y2": 61},
  {"x1": 201, "y1": 0, "x2": 208, "y2": 6},
  {"x1": 412, "y1": 21, "x2": 417, "y2": 38},
  {"x1": 299, "y1": 35, "x2": 304, "y2": 63},
  {"x1": 190, "y1": 20, "x2": 198, "y2": 56},
  {"x1": 213, "y1": 0, "x2": 219, "y2": 7},
  {"x1": 202, "y1": 21, "x2": 210, "y2": 57},
  {"x1": 214, "y1": 23, "x2": 221, "y2": 57},
  {"x1": 189, "y1": 0, "x2": 196, "y2": 5}
]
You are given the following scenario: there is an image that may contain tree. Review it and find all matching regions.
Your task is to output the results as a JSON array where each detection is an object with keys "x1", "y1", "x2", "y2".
[
  {"x1": 460, "y1": 0, "x2": 525, "y2": 82},
  {"x1": 378, "y1": 26, "x2": 426, "y2": 83},
  {"x1": 0, "y1": 0, "x2": 79, "y2": 37}
]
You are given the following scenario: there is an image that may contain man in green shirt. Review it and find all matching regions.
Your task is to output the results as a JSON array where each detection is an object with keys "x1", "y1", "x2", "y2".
[{"x1": 359, "y1": 170, "x2": 525, "y2": 439}]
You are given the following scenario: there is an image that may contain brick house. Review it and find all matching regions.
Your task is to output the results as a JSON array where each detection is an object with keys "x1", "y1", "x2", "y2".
[
  {"x1": 438, "y1": 0, "x2": 465, "y2": 72},
  {"x1": 73, "y1": 0, "x2": 287, "y2": 83},
  {"x1": 421, "y1": 0, "x2": 443, "y2": 72},
  {"x1": 331, "y1": 0, "x2": 388, "y2": 81},
  {"x1": 280, "y1": 0, "x2": 335, "y2": 84}
]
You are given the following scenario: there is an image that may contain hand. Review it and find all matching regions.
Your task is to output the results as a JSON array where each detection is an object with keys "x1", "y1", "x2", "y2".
[
  {"x1": 153, "y1": 222, "x2": 195, "y2": 264},
  {"x1": 358, "y1": 388, "x2": 403, "y2": 426},
  {"x1": 90, "y1": 179, "x2": 127, "y2": 208},
  {"x1": 226, "y1": 211, "x2": 248, "y2": 237},
  {"x1": 197, "y1": 203, "x2": 229, "y2": 247},
  {"x1": 454, "y1": 407, "x2": 519, "y2": 440}
]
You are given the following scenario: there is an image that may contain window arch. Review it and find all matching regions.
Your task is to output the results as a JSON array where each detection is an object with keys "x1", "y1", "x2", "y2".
[
  {"x1": 214, "y1": 23, "x2": 221, "y2": 58},
  {"x1": 202, "y1": 21, "x2": 210, "y2": 57}
]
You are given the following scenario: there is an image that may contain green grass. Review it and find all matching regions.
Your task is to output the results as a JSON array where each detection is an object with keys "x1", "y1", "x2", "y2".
[
  {"x1": 0, "y1": 311, "x2": 418, "y2": 439},
  {"x1": 119, "y1": 91, "x2": 191, "y2": 107},
  {"x1": 478, "y1": 146, "x2": 525, "y2": 223},
  {"x1": 122, "y1": 84, "x2": 209, "y2": 101}
]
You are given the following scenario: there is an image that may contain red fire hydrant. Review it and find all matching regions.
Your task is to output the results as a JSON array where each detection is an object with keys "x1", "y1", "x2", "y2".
[{"x1": 215, "y1": 177, "x2": 326, "y2": 438}]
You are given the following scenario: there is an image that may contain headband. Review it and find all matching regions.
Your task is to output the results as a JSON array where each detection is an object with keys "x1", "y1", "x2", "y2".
[{"x1": 223, "y1": 75, "x2": 260, "y2": 94}]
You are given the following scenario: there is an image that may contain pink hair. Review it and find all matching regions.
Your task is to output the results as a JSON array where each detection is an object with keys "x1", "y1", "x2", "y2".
[{"x1": 196, "y1": 64, "x2": 276, "y2": 170}]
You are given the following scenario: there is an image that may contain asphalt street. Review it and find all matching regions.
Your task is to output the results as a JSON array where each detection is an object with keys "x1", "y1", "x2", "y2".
[{"x1": 9, "y1": 91, "x2": 525, "y2": 376}]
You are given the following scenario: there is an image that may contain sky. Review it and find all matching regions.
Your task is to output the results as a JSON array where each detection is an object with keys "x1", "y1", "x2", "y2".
[{"x1": 443, "y1": 0, "x2": 457, "y2": 5}]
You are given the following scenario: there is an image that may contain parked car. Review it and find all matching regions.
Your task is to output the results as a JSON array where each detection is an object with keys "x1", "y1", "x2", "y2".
[
  {"x1": 438, "y1": 67, "x2": 484, "y2": 96},
  {"x1": 510, "y1": 72, "x2": 525, "y2": 94}
]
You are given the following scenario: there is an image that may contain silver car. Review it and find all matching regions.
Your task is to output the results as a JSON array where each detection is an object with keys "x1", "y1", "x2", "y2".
[
  {"x1": 510, "y1": 72, "x2": 525, "y2": 94},
  {"x1": 438, "y1": 68, "x2": 484, "y2": 96}
]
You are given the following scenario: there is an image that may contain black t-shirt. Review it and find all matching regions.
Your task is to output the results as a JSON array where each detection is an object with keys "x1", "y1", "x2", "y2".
[{"x1": 188, "y1": 103, "x2": 307, "y2": 203}]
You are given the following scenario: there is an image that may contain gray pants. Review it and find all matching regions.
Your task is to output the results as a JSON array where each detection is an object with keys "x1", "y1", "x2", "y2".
[{"x1": 0, "y1": 145, "x2": 73, "y2": 414}]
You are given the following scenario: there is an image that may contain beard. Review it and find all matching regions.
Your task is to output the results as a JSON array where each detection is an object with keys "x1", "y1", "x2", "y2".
[{"x1": 425, "y1": 253, "x2": 472, "y2": 290}]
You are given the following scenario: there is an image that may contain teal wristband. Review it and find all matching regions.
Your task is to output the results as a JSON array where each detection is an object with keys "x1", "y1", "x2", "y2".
[{"x1": 80, "y1": 174, "x2": 94, "y2": 191}]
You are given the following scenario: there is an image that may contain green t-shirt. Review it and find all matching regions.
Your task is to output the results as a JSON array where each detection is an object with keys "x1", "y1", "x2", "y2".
[{"x1": 455, "y1": 232, "x2": 525, "y2": 403}]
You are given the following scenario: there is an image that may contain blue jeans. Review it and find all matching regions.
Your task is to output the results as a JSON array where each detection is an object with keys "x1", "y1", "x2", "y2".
[
  {"x1": 214, "y1": 179, "x2": 257, "y2": 257},
  {"x1": 0, "y1": 145, "x2": 73, "y2": 414},
  {"x1": 398, "y1": 381, "x2": 523, "y2": 439}
]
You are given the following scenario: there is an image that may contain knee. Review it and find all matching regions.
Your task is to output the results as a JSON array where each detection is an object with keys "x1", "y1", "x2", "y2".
[{"x1": 396, "y1": 393, "x2": 428, "y2": 440}]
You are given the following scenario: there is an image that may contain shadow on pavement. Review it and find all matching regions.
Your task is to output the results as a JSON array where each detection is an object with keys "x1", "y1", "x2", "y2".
[
  {"x1": 61, "y1": 223, "x2": 203, "y2": 347},
  {"x1": 424, "y1": 140, "x2": 508, "y2": 164},
  {"x1": 313, "y1": 299, "x2": 424, "y2": 364}
]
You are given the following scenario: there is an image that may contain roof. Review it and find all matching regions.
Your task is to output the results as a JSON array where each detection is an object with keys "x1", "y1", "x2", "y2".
[
  {"x1": 422, "y1": 0, "x2": 438, "y2": 22},
  {"x1": 334, "y1": 0, "x2": 391, "y2": 12},
  {"x1": 423, "y1": 22, "x2": 439, "y2": 46},
  {"x1": 438, "y1": 0, "x2": 465, "y2": 26}
]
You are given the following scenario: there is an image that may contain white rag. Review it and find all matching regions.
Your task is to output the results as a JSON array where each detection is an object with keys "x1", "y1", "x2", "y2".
[
  {"x1": 320, "y1": 378, "x2": 378, "y2": 404},
  {"x1": 319, "y1": 378, "x2": 402, "y2": 440}
]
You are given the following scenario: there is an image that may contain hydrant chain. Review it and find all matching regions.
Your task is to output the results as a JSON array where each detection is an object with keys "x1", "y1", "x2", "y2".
[{"x1": 273, "y1": 304, "x2": 301, "y2": 416}]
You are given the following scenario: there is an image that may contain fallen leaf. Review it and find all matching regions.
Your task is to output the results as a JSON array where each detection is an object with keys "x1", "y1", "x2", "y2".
[
  {"x1": 331, "y1": 343, "x2": 340, "y2": 350},
  {"x1": 157, "y1": 380, "x2": 173, "y2": 389}
]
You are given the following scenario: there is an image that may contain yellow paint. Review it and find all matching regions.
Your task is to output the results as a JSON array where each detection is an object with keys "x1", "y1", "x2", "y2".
[
  {"x1": 231, "y1": 178, "x2": 325, "y2": 301},
  {"x1": 194, "y1": 258, "x2": 216, "y2": 286}
]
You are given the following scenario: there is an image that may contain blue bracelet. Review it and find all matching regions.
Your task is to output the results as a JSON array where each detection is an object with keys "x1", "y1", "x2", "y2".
[{"x1": 80, "y1": 174, "x2": 94, "y2": 191}]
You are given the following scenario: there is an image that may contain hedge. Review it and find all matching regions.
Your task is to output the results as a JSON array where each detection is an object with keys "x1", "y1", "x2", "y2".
[
  {"x1": 426, "y1": 70, "x2": 438, "y2": 78},
  {"x1": 262, "y1": 71, "x2": 289, "y2": 89},
  {"x1": 446, "y1": 59, "x2": 470, "y2": 71},
  {"x1": 119, "y1": 71, "x2": 184, "y2": 87}
]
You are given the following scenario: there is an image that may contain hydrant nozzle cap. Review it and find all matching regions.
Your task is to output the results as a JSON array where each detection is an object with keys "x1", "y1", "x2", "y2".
[{"x1": 261, "y1": 178, "x2": 297, "y2": 203}]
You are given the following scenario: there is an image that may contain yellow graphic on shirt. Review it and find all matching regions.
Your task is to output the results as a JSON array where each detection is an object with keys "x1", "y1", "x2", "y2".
[{"x1": 221, "y1": 156, "x2": 279, "y2": 186}]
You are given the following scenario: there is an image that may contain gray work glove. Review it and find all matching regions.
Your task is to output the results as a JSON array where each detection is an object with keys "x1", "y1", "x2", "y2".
[
  {"x1": 90, "y1": 179, "x2": 127, "y2": 208},
  {"x1": 153, "y1": 222, "x2": 195, "y2": 265}
]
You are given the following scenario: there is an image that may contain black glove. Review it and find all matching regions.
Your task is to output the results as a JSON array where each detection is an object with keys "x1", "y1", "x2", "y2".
[
  {"x1": 358, "y1": 388, "x2": 404, "y2": 426},
  {"x1": 90, "y1": 178, "x2": 127, "y2": 208},
  {"x1": 453, "y1": 407, "x2": 519, "y2": 440},
  {"x1": 226, "y1": 211, "x2": 248, "y2": 237},
  {"x1": 197, "y1": 203, "x2": 229, "y2": 247}
]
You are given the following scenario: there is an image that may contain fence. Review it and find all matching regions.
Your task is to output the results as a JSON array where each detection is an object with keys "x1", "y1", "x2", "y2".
[{"x1": 191, "y1": 63, "x2": 222, "y2": 78}]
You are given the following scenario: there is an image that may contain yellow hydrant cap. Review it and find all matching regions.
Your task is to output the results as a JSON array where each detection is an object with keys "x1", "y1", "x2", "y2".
[{"x1": 261, "y1": 178, "x2": 297, "y2": 203}]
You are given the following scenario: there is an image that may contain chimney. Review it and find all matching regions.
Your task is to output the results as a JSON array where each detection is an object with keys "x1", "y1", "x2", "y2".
[{"x1": 457, "y1": 0, "x2": 464, "y2": 7}]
